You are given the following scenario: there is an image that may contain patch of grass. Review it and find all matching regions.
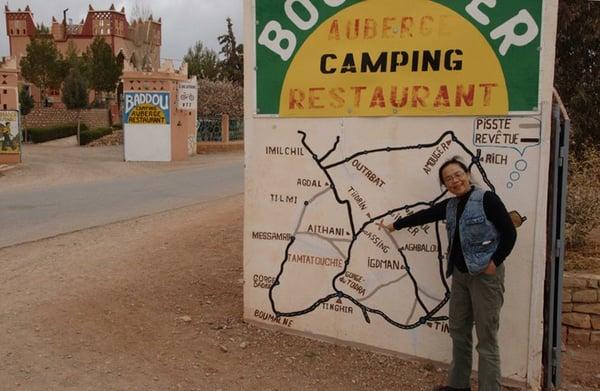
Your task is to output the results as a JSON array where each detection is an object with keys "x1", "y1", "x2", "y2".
[
  {"x1": 79, "y1": 127, "x2": 113, "y2": 146},
  {"x1": 565, "y1": 245, "x2": 600, "y2": 273},
  {"x1": 304, "y1": 351, "x2": 318, "y2": 358},
  {"x1": 27, "y1": 123, "x2": 89, "y2": 143}
]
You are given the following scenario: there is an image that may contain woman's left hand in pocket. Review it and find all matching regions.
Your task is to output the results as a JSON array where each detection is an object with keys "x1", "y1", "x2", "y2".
[{"x1": 483, "y1": 261, "x2": 497, "y2": 276}]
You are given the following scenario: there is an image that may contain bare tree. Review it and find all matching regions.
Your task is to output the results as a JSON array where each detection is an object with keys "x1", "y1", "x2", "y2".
[
  {"x1": 128, "y1": 1, "x2": 159, "y2": 71},
  {"x1": 131, "y1": 0, "x2": 152, "y2": 20},
  {"x1": 555, "y1": 0, "x2": 600, "y2": 148}
]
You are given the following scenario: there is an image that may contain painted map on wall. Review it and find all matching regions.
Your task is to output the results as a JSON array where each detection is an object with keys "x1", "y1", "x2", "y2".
[{"x1": 244, "y1": 114, "x2": 544, "y2": 382}]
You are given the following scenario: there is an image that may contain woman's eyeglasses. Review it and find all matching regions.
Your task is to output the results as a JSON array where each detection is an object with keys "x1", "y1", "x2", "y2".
[{"x1": 443, "y1": 171, "x2": 467, "y2": 184}]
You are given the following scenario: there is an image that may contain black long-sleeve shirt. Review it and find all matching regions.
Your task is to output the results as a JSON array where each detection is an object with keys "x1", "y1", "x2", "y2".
[{"x1": 393, "y1": 188, "x2": 517, "y2": 274}]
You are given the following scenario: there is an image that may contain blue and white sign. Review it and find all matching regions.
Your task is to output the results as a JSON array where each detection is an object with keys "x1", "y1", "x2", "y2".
[{"x1": 123, "y1": 92, "x2": 171, "y2": 125}]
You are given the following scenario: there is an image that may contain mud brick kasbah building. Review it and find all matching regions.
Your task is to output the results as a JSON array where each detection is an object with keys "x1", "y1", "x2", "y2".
[{"x1": 4, "y1": 4, "x2": 162, "y2": 105}]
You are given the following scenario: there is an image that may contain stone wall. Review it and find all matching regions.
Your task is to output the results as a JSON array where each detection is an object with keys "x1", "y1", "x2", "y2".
[
  {"x1": 197, "y1": 140, "x2": 244, "y2": 154},
  {"x1": 23, "y1": 108, "x2": 111, "y2": 130},
  {"x1": 562, "y1": 272, "x2": 600, "y2": 346}
]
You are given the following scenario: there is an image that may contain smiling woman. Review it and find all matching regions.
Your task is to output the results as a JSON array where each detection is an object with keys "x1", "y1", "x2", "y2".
[{"x1": 385, "y1": 156, "x2": 517, "y2": 391}]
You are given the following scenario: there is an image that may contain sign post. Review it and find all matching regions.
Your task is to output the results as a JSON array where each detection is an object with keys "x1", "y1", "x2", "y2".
[
  {"x1": 123, "y1": 91, "x2": 172, "y2": 161},
  {"x1": 0, "y1": 110, "x2": 21, "y2": 164},
  {"x1": 177, "y1": 80, "x2": 198, "y2": 111},
  {"x1": 177, "y1": 79, "x2": 200, "y2": 155},
  {"x1": 244, "y1": 0, "x2": 559, "y2": 388}
]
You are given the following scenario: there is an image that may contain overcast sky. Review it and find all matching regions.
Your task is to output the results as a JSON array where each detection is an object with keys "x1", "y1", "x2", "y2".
[{"x1": 1, "y1": 0, "x2": 244, "y2": 61}]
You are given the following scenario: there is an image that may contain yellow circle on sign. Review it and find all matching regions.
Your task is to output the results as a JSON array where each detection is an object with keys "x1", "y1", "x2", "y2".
[
  {"x1": 129, "y1": 103, "x2": 167, "y2": 124},
  {"x1": 280, "y1": 0, "x2": 508, "y2": 117}
]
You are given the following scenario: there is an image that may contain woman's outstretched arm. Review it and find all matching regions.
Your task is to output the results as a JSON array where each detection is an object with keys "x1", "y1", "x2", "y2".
[{"x1": 385, "y1": 199, "x2": 449, "y2": 232}]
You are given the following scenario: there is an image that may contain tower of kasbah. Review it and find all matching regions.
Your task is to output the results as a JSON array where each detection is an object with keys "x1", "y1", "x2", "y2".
[
  {"x1": 4, "y1": 4, "x2": 162, "y2": 104},
  {"x1": 4, "y1": 4, "x2": 162, "y2": 71}
]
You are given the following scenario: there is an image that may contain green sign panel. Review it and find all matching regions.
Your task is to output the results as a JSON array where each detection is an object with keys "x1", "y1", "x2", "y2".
[{"x1": 255, "y1": 0, "x2": 543, "y2": 117}]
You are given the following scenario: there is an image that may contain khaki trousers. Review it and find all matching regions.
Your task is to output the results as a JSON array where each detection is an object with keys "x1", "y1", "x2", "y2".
[{"x1": 448, "y1": 264, "x2": 505, "y2": 391}]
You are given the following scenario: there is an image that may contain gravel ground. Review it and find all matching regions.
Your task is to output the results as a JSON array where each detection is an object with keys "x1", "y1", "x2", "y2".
[
  {"x1": 0, "y1": 141, "x2": 597, "y2": 390},
  {"x1": 0, "y1": 196, "x2": 451, "y2": 390},
  {"x1": 0, "y1": 140, "x2": 242, "y2": 193}
]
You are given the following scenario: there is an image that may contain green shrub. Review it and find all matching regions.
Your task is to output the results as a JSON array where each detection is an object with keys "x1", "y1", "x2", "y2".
[
  {"x1": 79, "y1": 127, "x2": 113, "y2": 145},
  {"x1": 112, "y1": 123, "x2": 123, "y2": 130},
  {"x1": 27, "y1": 123, "x2": 89, "y2": 143},
  {"x1": 19, "y1": 87, "x2": 34, "y2": 116}
]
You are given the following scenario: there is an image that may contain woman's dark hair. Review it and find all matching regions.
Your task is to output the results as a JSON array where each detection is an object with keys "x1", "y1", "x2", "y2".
[{"x1": 438, "y1": 156, "x2": 470, "y2": 185}]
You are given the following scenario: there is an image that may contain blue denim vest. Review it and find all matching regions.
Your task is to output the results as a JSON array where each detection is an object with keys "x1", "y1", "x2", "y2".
[{"x1": 445, "y1": 188, "x2": 499, "y2": 275}]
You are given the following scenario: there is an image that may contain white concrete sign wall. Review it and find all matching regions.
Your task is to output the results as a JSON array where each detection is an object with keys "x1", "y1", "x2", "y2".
[
  {"x1": 244, "y1": 0, "x2": 559, "y2": 388},
  {"x1": 124, "y1": 124, "x2": 171, "y2": 162},
  {"x1": 123, "y1": 91, "x2": 171, "y2": 162}
]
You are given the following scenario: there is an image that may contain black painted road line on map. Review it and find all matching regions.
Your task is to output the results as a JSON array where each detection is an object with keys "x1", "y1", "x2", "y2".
[{"x1": 268, "y1": 130, "x2": 495, "y2": 330}]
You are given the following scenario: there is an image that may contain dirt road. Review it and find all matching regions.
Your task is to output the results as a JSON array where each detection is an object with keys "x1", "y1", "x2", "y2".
[
  {"x1": 0, "y1": 141, "x2": 242, "y2": 193},
  {"x1": 1, "y1": 143, "x2": 597, "y2": 390},
  {"x1": 0, "y1": 195, "x2": 597, "y2": 390},
  {"x1": 0, "y1": 195, "x2": 449, "y2": 390}
]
